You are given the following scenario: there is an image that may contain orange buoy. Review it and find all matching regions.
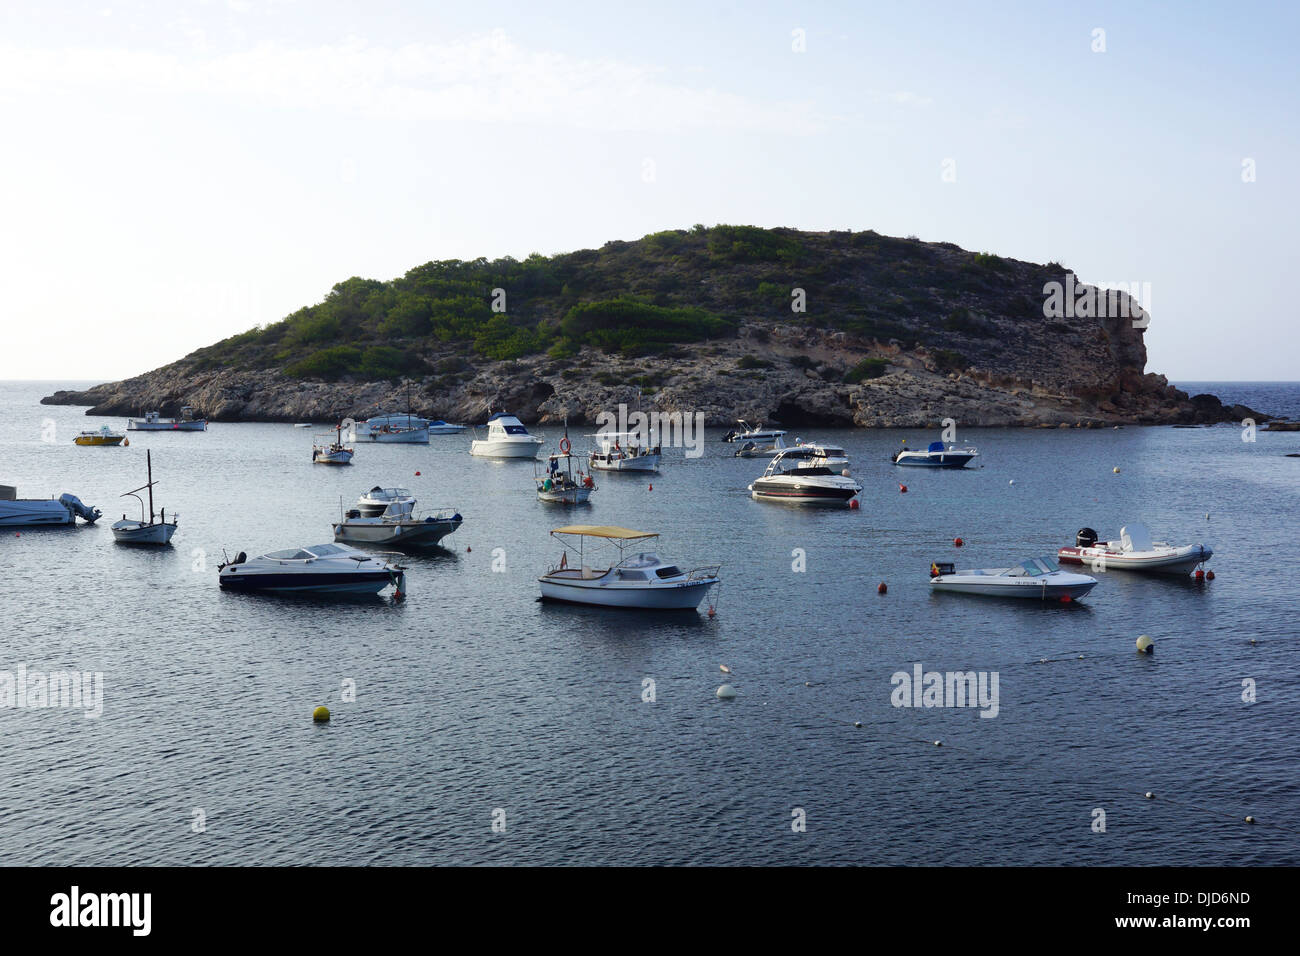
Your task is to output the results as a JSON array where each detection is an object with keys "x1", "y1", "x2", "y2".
[
  {"x1": 954, "y1": 537, "x2": 964, "y2": 547},
  {"x1": 415, "y1": 470, "x2": 421, "y2": 476},
  {"x1": 1205, "y1": 570, "x2": 1215, "y2": 580},
  {"x1": 1194, "y1": 569, "x2": 1205, "y2": 581},
  {"x1": 849, "y1": 499, "x2": 859, "y2": 509},
  {"x1": 707, "y1": 606, "x2": 716, "y2": 618},
  {"x1": 1059, "y1": 594, "x2": 1073, "y2": 604},
  {"x1": 899, "y1": 484, "x2": 908, "y2": 493},
  {"x1": 648, "y1": 484, "x2": 652, "y2": 491},
  {"x1": 877, "y1": 582, "x2": 887, "y2": 594},
  {"x1": 466, "y1": 546, "x2": 472, "y2": 552}
]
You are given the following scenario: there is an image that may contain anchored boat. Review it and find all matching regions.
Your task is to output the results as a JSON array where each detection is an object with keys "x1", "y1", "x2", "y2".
[
  {"x1": 128, "y1": 406, "x2": 207, "y2": 431},
  {"x1": 218, "y1": 543, "x2": 405, "y2": 595},
  {"x1": 536, "y1": 452, "x2": 596, "y2": 503},
  {"x1": 749, "y1": 449, "x2": 862, "y2": 505},
  {"x1": 73, "y1": 425, "x2": 127, "y2": 446},
  {"x1": 313, "y1": 426, "x2": 354, "y2": 465},
  {"x1": 333, "y1": 488, "x2": 462, "y2": 549},
  {"x1": 929, "y1": 556, "x2": 1098, "y2": 601},
  {"x1": 111, "y1": 449, "x2": 178, "y2": 545},
  {"x1": 723, "y1": 419, "x2": 786, "y2": 444},
  {"x1": 469, "y1": 412, "x2": 544, "y2": 458},
  {"x1": 588, "y1": 432, "x2": 661, "y2": 472},
  {"x1": 1058, "y1": 524, "x2": 1212, "y2": 576},
  {"x1": 892, "y1": 439, "x2": 979, "y2": 468},
  {"x1": 538, "y1": 525, "x2": 721, "y2": 610},
  {"x1": 0, "y1": 485, "x2": 100, "y2": 526}
]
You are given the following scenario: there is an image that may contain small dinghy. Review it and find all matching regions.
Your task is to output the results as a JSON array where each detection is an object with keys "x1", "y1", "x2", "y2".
[
  {"x1": 1057, "y1": 523, "x2": 1212, "y2": 576},
  {"x1": 929, "y1": 556, "x2": 1098, "y2": 602}
]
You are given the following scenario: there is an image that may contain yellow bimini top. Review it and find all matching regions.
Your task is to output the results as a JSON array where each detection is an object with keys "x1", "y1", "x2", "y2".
[{"x1": 550, "y1": 525, "x2": 658, "y2": 541}]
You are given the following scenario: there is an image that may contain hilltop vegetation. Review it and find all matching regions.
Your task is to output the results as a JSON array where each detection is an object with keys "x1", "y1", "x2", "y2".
[{"x1": 185, "y1": 224, "x2": 1066, "y2": 383}]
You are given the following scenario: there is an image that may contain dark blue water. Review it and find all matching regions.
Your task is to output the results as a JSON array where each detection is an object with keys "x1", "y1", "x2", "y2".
[{"x1": 2, "y1": 381, "x2": 1296, "y2": 865}]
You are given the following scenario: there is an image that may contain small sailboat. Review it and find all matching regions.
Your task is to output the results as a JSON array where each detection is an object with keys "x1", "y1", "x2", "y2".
[
  {"x1": 73, "y1": 425, "x2": 127, "y2": 446},
  {"x1": 111, "y1": 450, "x2": 178, "y2": 545},
  {"x1": 313, "y1": 425, "x2": 354, "y2": 465}
]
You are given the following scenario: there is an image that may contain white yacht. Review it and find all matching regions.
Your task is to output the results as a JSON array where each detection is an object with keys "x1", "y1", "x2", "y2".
[
  {"x1": 111, "y1": 450, "x2": 178, "y2": 545},
  {"x1": 748, "y1": 450, "x2": 862, "y2": 505},
  {"x1": 929, "y1": 556, "x2": 1098, "y2": 601},
  {"x1": 218, "y1": 543, "x2": 405, "y2": 595},
  {"x1": 469, "y1": 412, "x2": 544, "y2": 458},
  {"x1": 588, "y1": 432, "x2": 661, "y2": 472},
  {"x1": 333, "y1": 489, "x2": 462, "y2": 549},
  {"x1": 0, "y1": 485, "x2": 100, "y2": 527},
  {"x1": 791, "y1": 441, "x2": 851, "y2": 473},
  {"x1": 723, "y1": 419, "x2": 786, "y2": 444},
  {"x1": 538, "y1": 526, "x2": 721, "y2": 610}
]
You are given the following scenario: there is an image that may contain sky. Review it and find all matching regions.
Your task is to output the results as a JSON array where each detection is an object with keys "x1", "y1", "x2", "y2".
[{"x1": 0, "y1": 0, "x2": 1295, "y2": 382}]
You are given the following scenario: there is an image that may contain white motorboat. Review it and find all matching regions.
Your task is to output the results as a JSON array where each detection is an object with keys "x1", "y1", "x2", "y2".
[
  {"x1": 128, "y1": 406, "x2": 207, "y2": 431},
  {"x1": 218, "y1": 543, "x2": 405, "y2": 595},
  {"x1": 333, "y1": 490, "x2": 462, "y2": 549},
  {"x1": 536, "y1": 453, "x2": 596, "y2": 503},
  {"x1": 929, "y1": 556, "x2": 1098, "y2": 602},
  {"x1": 1057, "y1": 524, "x2": 1212, "y2": 576},
  {"x1": 111, "y1": 449, "x2": 178, "y2": 545},
  {"x1": 313, "y1": 427, "x2": 354, "y2": 465},
  {"x1": 0, "y1": 485, "x2": 101, "y2": 527},
  {"x1": 748, "y1": 450, "x2": 862, "y2": 505},
  {"x1": 346, "y1": 413, "x2": 430, "y2": 444},
  {"x1": 790, "y1": 441, "x2": 851, "y2": 473},
  {"x1": 427, "y1": 420, "x2": 468, "y2": 434},
  {"x1": 469, "y1": 412, "x2": 544, "y2": 458},
  {"x1": 538, "y1": 525, "x2": 721, "y2": 610},
  {"x1": 723, "y1": 419, "x2": 786, "y2": 444},
  {"x1": 588, "y1": 431, "x2": 660, "y2": 472},
  {"x1": 733, "y1": 434, "x2": 787, "y2": 457},
  {"x1": 892, "y1": 439, "x2": 979, "y2": 468}
]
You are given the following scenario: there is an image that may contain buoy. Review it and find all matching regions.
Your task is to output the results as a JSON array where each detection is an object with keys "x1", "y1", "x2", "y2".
[
  {"x1": 1136, "y1": 634, "x2": 1154, "y2": 654},
  {"x1": 1009, "y1": 479, "x2": 1016, "y2": 485},
  {"x1": 648, "y1": 484, "x2": 652, "y2": 491},
  {"x1": 848, "y1": 498, "x2": 859, "y2": 509},
  {"x1": 1245, "y1": 816, "x2": 1255, "y2": 824},
  {"x1": 933, "y1": 740, "x2": 942, "y2": 747},
  {"x1": 720, "y1": 664, "x2": 730, "y2": 674},
  {"x1": 1059, "y1": 593, "x2": 1072, "y2": 604},
  {"x1": 953, "y1": 537, "x2": 964, "y2": 547},
  {"x1": 1145, "y1": 791, "x2": 1155, "y2": 799},
  {"x1": 899, "y1": 484, "x2": 908, "y2": 493},
  {"x1": 853, "y1": 721, "x2": 862, "y2": 728},
  {"x1": 707, "y1": 606, "x2": 716, "y2": 618},
  {"x1": 1205, "y1": 570, "x2": 1215, "y2": 580},
  {"x1": 466, "y1": 546, "x2": 471, "y2": 552},
  {"x1": 312, "y1": 706, "x2": 331, "y2": 722},
  {"x1": 1194, "y1": 569, "x2": 1205, "y2": 581},
  {"x1": 415, "y1": 471, "x2": 421, "y2": 476},
  {"x1": 1113, "y1": 467, "x2": 1121, "y2": 474},
  {"x1": 716, "y1": 684, "x2": 736, "y2": 699},
  {"x1": 877, "y1": 581, "x2": 887, "y2": 594},
  {"x1": 804, "y1": 681, "x2": 812, "y2": 687}
]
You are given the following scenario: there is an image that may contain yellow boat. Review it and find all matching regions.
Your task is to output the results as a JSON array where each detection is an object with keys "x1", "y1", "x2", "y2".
[{"x1": 74, "y1": 426, "x2": 128, "y2": 447}]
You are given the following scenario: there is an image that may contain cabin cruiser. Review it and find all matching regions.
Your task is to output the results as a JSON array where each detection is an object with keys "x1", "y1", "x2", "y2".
[
  {"x1": 218, "y1": 543, "x2": 405, "y2": 595},
  {"x1": 538, "y1": 525, "x2": 721, "y2": 610},
  {"x1": 723, "y1": 419, "x2": 786, "y2": 444},
  {"x1": 748, "y1": 449, "x2": 862, "y2": 505},
  {"x1": 588, "y1": 432, "x2": 660, "y2": 472},
  {"x1": 469, "y1": 412, "x2": 545, "y2": 458},
  {"x1": 128, "y1": 406, "x2": 207, "y2": 431},
  {"x1": 1058, "y1": 524, "x2": 1212, "y2": 576},
  {"x1": 733, "y1": 434, "x2": 787, "y2": 457},
  {"x1": 892, "y1": 440, "x2": 979, "y2": 468},
  {"x1": 313, "y1": 427, "x2": 354, "y2": 465},
  {"x1": 111, "y1": 450, "x2": 178, "y2": 545},
  {"x1": 346, "y1": 413, "x2": 430, "y2": 444},
  {"x1": 427, "y1": 420, "x2": 468, "y2": 434},
  {"x1": 333, "y1": 490, "x2": 462, "y2": 549},
  {"x1": 0, "y1": 485, "x2": 100, "y2": 527},
  {"x1": 536, "y1": 453, "x2": 596, "y2": 503},
  {"x1": 74, "y1": 425, "x2": 127, "y2": 446},
  {"x1": 929, "y1": 556, "x2": 1098, "y2": 601}
]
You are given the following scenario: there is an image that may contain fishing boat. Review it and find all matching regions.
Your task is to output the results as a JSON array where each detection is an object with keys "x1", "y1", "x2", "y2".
[
  {"x1": 722, "y1": 419, "x2": 786, "y2": 444},
  {"x1": 538, "y1": 525, "x2": 721, "y2": 610},
  {"x1": 929, "y1": 556, "x2": 1098, "y2": 601},
  {"x1": 127, "y1": 406, "x2": 207, "y2": 431},
  {"x1": 0, "y1": 485, "x2": 100, "y2": 526},
  {"x1": 111, "y1": 449, "x2": 178, "y2": 545},
  {"x1": 313, "y1": 426, "x2": 354, "y2": 465},
  {"x1": 346, "y1": 383, "x2": 434, "y2": 443},
  {"x1": 588, "y1": 432, "x2": 660, "y2": 472},
  {"x1": 536, "y1": 453, "x2": 596, "y2": 503},
  {"x1": 218, "y1": 543, "x2": 405, "y2": 595},
  {"x1": 333, "y1": 489, "x2": 462, "y2": 549},
  {"x1": 469, "y1": 412, "x2": 544, "y2": 458},
  {"x1": 748, "y1": 449, "x2": 862, "y2": 505},
  {"x1": 73, "y1": 425, "x2": 127, "y2": 446},
  {"x1": 1057, "y1": 524, "x2": 1212, "y2": 576},
  {"x1": 892, "y1": 439, "x2": 979, "y2": 468}
]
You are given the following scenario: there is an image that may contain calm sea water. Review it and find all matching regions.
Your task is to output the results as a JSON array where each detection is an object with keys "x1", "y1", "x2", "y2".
[{"x1": 1, "y1": 380, "x2": 1297, "y2": 866}]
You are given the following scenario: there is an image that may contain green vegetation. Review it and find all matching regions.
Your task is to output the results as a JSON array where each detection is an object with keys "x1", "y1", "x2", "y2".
[
  {"x1": 737, "y1": 354, "x2": 774, "y2": 370},
  {"x1": 844, "y1": 358, "x2": 890, "y2": 382}
]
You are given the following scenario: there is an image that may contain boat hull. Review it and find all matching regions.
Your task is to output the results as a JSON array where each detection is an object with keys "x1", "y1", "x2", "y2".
[
  {"x1": 128, "y1": 421, "x2": 207, "y2": 431},
  {"x1": 589, "y1": 455, "x2": 660, "y2": 472},
  {"x1": 749, "y1": 481, "x2": 858, "y2": 505},
  {"x1": 930, "y1": 577, "x2": 1098, "y2": 600},
  {"x1": 0, "y1": 501, "x2": 75, "y2": 526},
  {"x1": 470, "y1": 440, "x2": 542, "y2": 458},
  {"x1": 1057, "y1": 544, "x2": 1212, "y2": 575},
  {"x1": 74, "y1": 436, "x2": 125, "y2": 446},
  {"x1": 112, "y1": 521, "x2": 178, "y2": 545},
  {"x1": 537, "y1": 488, "x2": 593, "y2": 503},
  {"x1": 356, "y1": 428, "x2": 430, "y2": 443},
  {"x1": 333, "y1": 519, "x2": 460, "y2": 547},
  {"x1": 538, "y1": 575, "x2": 716, "y2": 609},
  {"x1": 313, "y1": 451, "x2": 354, "y2": 464},
  {"x1": 894, "y1": 453, "x2": 976, "y2": 468},
  {"x1": 218, "y1": 570, "x2": 394, "y2": 594}
]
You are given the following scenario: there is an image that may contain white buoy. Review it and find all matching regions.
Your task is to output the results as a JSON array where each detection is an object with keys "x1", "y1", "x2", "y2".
[
  {"x1": 1245, "y1": 815, "x2": 1255, "y2": 824},
  {"x1": 1136, "y1": 634, "x2": 1154, "y2": 655},
  {"x1": 1113, "y1": 466, "x2": 1121, "y2": 474},
  {"x1": 1145, "y1": 791, "x2": 1155, "y2": 799},
  {"x1": 1009, "y1": 479, "x2": 1016, "y2": 485},
  {"x1": 716, "y1": 684, "x2": 737, "y2": 699},
  {"x1": 853, "y1": 721, "x2": 862, "y2": 728},
  {"x1": 933, "y1": 740, "x2": 942, "y2": 747}
]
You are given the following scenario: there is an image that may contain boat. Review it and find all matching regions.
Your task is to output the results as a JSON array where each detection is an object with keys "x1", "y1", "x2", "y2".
[
  {"x1": 536, "y1": 453, "x2": 596, "y2": 503},
  {"x1": 588, "y1": 432, "x2": 660, "y2": 472},
  {"x1": 791, "y1": 441, "x2": 851, "y2": 473},
  {"x1": 73, "y1": 425, "x2": 127, "y2": 446},
  {"x1": 892, "y1": 439, "x2": 979, "y2": 468},
  {"x1": 427, "y1": 420, "x2": 468, "y2": 434},
  {"x1": 469, "y1": 412, "x2": 544, "y2": 458},
  {"x1": 111, "y1": 449, "x2": 178, "y2": 545},
  {"x1": 929, "y1": 556, "x2": 1098, "y2": 601},
  {"x1": 218, "y1": 543, "x2": 405, "y2": 595},
  {"x1": 748, "y1": 449, "x2": 862, "y2": 505},
  {"x1": 538, "y1": 525, "x2": 721, "y2": 610},
  {"x1": 0, "y1": 484, "x2": 100, "y2": 527},
  {"x1": 127, "y1": 406, "x2": 207, "y2": 431},
  {"x1": 1057, "y1": 524, "x2": 1212, "y2": 576},
  {"x1": 293, "y1": 423, "x2": 312, "y2": 428},
  {"x1": 313, "y1": 426, "x2": 354, "y2": 465},
  {"x1": 733, "y1": 434, "x2": 787, "y2": 457},
  {"x1": 346, "y1": 413, "x2": 430, "y2": 444},
  {"x1": 333, "y1": 489, "x2": 462, "y2": 549},
  {"x1": 722, "y1": 419, "x2": 786, "y2": 444}
]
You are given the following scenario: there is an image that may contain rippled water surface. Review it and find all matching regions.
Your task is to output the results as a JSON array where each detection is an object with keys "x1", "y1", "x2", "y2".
[{"x1": 2, "y1": 381, "x2": 1297, "y2": 865}]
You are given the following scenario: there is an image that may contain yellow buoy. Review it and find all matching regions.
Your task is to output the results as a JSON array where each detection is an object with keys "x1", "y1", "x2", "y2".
[
  {"x1": 1245, "y1": 816, "x2": 1255, "y2": 824},
  {"x1": 1113, "y1": 467, "x2": 1121, "y2": 474},
  {"x1": 1136, "y1": 634, "x2": 1154, "y2": 655},
  {"x1": 312, "y1": 705, "x2": 331, "y2": 722}
]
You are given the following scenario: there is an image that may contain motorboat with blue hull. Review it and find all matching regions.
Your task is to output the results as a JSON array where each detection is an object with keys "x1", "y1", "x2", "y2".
[
  {"x1": 893, "y1": 440, "x2": 979, "y2": 468},
  {"x1": 0, "y1": 485, "x2": 100, "y2": 527},
  {"x1": 218, "y1": 543, "x2": 405, "y2": 595},
  {"x1": 929, "y1": 556, "x2": 1098, "y2": 601}
]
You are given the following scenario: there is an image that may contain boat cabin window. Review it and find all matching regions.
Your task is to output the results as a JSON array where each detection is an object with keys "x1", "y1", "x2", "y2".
[
  {"x1": 267, "y1": 548, "x2": 315, "y2": 561},
  {"x1": 500, "y1": 424, "x2": 528, "y2": 435},
  {"x1": 616, "y1": 569, "x2": 650, "y2": 580},
  {"x1": 654, "y1": 565, "x2": 683, "y2": 579}
]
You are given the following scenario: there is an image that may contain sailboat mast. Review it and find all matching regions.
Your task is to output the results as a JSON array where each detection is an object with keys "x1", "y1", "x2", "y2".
[{"x1": 146, "y1": 449, "x2": 154, "y2": 522}]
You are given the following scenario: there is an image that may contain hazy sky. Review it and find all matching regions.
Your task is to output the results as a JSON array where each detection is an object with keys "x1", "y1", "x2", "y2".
[{"x1": 1, "y1": 0, "x2": 1295, "y2": 382}]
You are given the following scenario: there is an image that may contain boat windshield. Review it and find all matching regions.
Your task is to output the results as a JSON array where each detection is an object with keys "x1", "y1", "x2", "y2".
[{"x1": 1008, "y1": 557, "x2": 1058, "y2": 576}]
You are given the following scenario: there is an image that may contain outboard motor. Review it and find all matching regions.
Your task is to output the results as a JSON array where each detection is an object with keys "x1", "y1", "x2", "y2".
[
  {"x1": 1076, "y1": 528, "x2": 1098, "y2": 548},
  {"x1": 59, "y1": 494, "x2": 101, "y2": 524},
  {"x1": 722, "y1": 429, "x2": 736, "y2": 442}
]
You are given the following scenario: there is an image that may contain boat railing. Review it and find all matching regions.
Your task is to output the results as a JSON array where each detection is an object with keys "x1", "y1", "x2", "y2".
[{"x1": 687, "y1": 564, "x2": 722, "y2": 581}]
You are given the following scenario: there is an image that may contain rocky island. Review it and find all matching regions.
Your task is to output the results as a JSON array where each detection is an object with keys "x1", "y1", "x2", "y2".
[{"x1": 42, "y1": 225, "x2": 1262, "y2": 428}]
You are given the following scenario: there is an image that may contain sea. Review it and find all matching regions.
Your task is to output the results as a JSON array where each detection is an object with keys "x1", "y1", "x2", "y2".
[{"x1": 1, "y1": 380, "x2": 1296, "y2": 865}]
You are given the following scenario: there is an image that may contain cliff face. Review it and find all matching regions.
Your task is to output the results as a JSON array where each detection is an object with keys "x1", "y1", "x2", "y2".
[{"x1": 40, "y1": 227, "x2": 1261, "y2": 428}]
